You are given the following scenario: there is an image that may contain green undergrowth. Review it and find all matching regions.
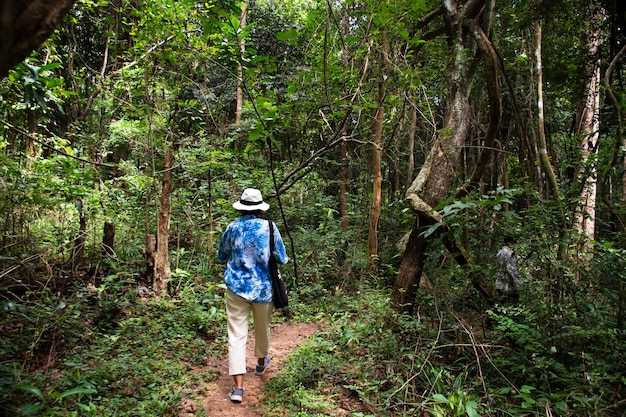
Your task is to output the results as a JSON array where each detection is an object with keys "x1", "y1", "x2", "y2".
[
  {"x1": 2, "y1": 272, "x2": 625, "y2": 416},
  {"x1": 0, "y1": 278, "x2": 227, "y2": 416},
  {"x1": 264, "y1": 284, "x2": 626, "y2": 417}
]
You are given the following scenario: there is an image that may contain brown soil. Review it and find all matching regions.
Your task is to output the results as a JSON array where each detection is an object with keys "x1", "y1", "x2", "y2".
[{"x1": 179, "y1": 321, "x2": 319, "y2": 417}]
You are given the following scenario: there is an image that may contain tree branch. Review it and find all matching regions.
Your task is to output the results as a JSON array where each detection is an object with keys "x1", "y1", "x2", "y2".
[
  {"x1": 0, "y1": 0, "x2": 76, "y2": 79},
  {"x1": 601, "y1": 43, "x2": 626, "y2": 184}
]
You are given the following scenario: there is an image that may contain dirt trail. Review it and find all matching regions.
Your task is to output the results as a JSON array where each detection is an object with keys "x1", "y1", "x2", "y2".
[{"x1": 179, "y1": 321, "x2": 319, "y2": 417}]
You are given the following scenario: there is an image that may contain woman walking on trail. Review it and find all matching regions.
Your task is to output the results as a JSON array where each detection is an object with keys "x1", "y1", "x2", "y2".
[{"x1": 218, "y1": 188, "x2": 289, "y2": 403}]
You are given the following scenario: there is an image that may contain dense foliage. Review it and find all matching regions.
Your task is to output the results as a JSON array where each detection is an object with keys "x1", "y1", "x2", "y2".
[{"x1": 1, "y1": 0, "x2": 625, "y2": 415}]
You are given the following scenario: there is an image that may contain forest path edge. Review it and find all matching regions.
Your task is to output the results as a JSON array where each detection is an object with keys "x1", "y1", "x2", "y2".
[{"x1": 178, "y1": 321, "x2": 320, "y2": 416}]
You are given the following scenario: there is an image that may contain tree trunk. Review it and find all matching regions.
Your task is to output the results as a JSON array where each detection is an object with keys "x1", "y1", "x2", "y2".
[
  {"x1": 340, "y1": 139, "x2": 349, "y2": 232},
  {"x1": 391, "y1": 0, "x2": 482, "y2": 313},
  {"x1": 234, "y1": 4, "x2": 247, "y2": 130},
  {"x1": 455, "y1": 18, "x2": 502, "y2": 199},
  {"x1": 339, "y1": 5, "x2": 350, "y2": 233},
  {"x1": 533, "y1": 22, "x2": 561, "y2": 205},
  {"x1": 144, "y1": 234, "x2": 156, "y2": 288},
  {"x1": 574, "y1": 7, "x2": 603, "y2": 255},
  {"x1": 27, "y1": 109, "x2": 37, "y2": 156},
  {"x1": 154, "y1": 147, "x2": 174, "y2": 297},
  {"x1": 602, "y1": 44, "x2": 626, "y2": 237},
  {"x1": 392, "y1": 222, "x2": 430, "y2": 312},
  {"x1": 0, "y1": 0, "x2": 76, "y2": 79},
  {"x1": 367, "y1": 43, "x2": 388, "y2": 271},
  {"x1": 72, "y1": 199, "x2": 86, "y2": 273},
  {"x1": 407, "y1": 96, "x2": 417, "y2": 183},
  {"x1": 102, "y1": 221, "x2": 115, "y2": 258},
  {"x1": 533, "y1": 21, "x2": 569, "y2": 264}
]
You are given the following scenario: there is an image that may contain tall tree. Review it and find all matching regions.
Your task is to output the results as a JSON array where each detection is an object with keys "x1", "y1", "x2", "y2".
[
  {"x1": 532, "y1": 21, "x2": 560, "y2": 205},
  {"x1": 574, "y1": 5, "x2": 604, "y2": 254},
  {"x1": 154, "y1": 145, "x2": 175, "y2": 297},
  {"x1": 392, "y1": 0, "x2": 497, "y2": 313},
  {"x1": 339, "y1": 1, "x2": 351, "y2": 233},
  {"x1": 235, "y1": 4, "x2": 248, "y2": 129},
  {"x1": 367, "y1": 41, "x2": 388, "y2": 271}
]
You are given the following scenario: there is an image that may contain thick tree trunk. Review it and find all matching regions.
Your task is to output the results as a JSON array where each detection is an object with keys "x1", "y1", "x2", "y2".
[
  {"x1": 154, "y1": 148, "x2": 174, "y2": 297},
  {"x1": 455, "y1": 18, "x2": 502, "y2": 199},
  {"x1": 0, "y1": 0, "x2": 76, "y2": 79},
  {"x1": 392, "y1": 224, "x2": 430, "y2": 313},
  {"x1": 391, "y1": 0, "x2": 484, "y2": 313},
  {"x1": 574, "y1": 7, "x2": 603, "y2": 254}
]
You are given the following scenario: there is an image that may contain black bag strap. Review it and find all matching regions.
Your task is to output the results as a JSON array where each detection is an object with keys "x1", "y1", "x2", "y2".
[{"x1": 268, "y1": 220, "x2": 274, "y2": 255}]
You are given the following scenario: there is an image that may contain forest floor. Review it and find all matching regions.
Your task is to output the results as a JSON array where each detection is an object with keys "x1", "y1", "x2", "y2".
[{"x1": 178, "y1": 321, "x2": 320, "y2": 417}]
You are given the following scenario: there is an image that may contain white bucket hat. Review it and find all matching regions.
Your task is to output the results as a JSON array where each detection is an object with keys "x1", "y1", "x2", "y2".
[{"x1": 232, "y1": 188, "x2": 270, "y2": 212}]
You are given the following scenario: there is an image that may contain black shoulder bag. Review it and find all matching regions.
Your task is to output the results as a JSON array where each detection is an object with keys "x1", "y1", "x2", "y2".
[{"x1": 268, "y1": 220, "x2": 289, "y2": 309}]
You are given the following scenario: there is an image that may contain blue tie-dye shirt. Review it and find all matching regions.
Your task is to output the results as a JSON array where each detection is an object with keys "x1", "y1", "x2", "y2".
[{"x1": 218, "y1": 215, "x2": 289, "y2": 303}]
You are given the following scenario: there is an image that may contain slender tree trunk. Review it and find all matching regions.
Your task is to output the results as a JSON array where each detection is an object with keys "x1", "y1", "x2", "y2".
[
  {"x1": 102, "y1": 221, "x2": 115, "y2": 258},
  {"x1": 72, "y1": 199, "x2": 86, "y2": 273},
  {"x1": 533, "y1": 22, "x2": 560, "y2": 201},
  {"x1": 144, "y1": 234, "x2": 156, "y2": 288},
  {"x1": 339, "y1": 4, "x2": 350, "y2": 233},
  {"x1": 367, "y1": 42, "x2": 388, "y2": 271},
  {"x1": 206, "y1": 170, "x2": 215, "y2": 264},
  {"x1": 533, "y1": 21, "x2": 569, "y2": 263},
  {"x1": 455, "y1": 17, "x2": 502, "y2": 199},
  {"x1": 407, "y1": 96, "x2": 417, "y2": 183},
  {"x1": 27, "y1": 109, "x2": 36, "y2": 156},
  {"x1": 602, "y1": 44, "x2": 626, "y2": 185},
  {"x1": 154, "y1": 147, "x2": 174, "y2": 297},
  {"x1": 234, "y1": 4, "x2": 247, "y2": 130},
  {"x1": 602, "y1": 44, "x2": 626, "y2": 245},
  {"x1": 339, "y1": 139, "x2": 349, "y2": 232}
]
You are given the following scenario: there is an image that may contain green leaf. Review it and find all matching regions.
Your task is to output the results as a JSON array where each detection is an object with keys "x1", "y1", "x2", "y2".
[
  {"x1": 230, "y1": 16, "x2": 239, "y2": 30},
  {"x1": 39, "y1": 62, "x2": 61, "y2": 72},
  {"x1": 421, "y1": 222, "x2": 443, "y2": 238},
  {"x1": 432, "y1": 393, "x2": 450, "y2": 403},
  {"x1": 275, "y1": 29, "x2": 298, "y2": 41},
  {"x1": 32, "y1": 89, "x2": 47, "y2": 110},
  {"x1": 57, "y1": 386, "x2": 98, "y2": 401},
  {"x1": 14, "y1": 384, "x2": 43, "y2": 399},
  {"x1": 466, "y1": 400, "x2": 479, "y2": 417},
  {"x1": 249, "y1": 129, "x2": 261, "y2": 141},
  {"x1": 18, "y1": 402, "x2": 44, "y2": 416}
]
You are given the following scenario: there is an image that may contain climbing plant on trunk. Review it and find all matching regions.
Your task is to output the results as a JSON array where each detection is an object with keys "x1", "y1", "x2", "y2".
[{"x1": 392, "y1": 0, "x2": 499, "y2": 314}]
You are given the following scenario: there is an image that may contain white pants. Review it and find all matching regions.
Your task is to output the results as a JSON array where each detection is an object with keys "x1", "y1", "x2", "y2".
[{"x1": 225, "y1": 288, "x2": 273, "y2": 376}]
